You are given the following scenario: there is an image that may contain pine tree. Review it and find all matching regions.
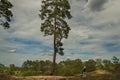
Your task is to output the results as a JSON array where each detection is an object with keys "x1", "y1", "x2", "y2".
[
  {"x1": 0, "y1": 0, "x2": 13, "y2": 29},
  {"x1": 39, "y1": 0, "x2": 72, "y2": 75}
]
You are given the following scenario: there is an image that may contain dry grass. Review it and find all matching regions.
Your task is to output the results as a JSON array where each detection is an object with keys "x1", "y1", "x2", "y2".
[
  {"x1": 12, "y1": 76, "x2": 77, "y2": 80},
  {"x1": 95, "y1": 70, "x2": 111, "y2": 75}
]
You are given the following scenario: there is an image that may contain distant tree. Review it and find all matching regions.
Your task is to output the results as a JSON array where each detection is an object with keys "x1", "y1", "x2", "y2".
[
  {"x1": 9, "y1": 64, "x2": 15, "y2": 71},
  {"x1": 0, "y1": 63, "x2": 5, "y2": 73},
  {"x1": 0, "y1": 63, "x2": 5, "y2": 67},
  {"x1": 112, "y1": 56, "x2": 120, "y2": 73},
  {"x1": 0, "y1": 0, "x2": 13, "y2": 29},
  {"x1": 103, "y1": 59, "x2": 112, "y2": 71},
  {"x1": 22, "y1": 60, "x2": 33, "y2": 71},
  {"x1": 22, "y1": 60, "x2": 53, "y2": 75},
  {"x1": 43, "y1": 60, "x2": 53, "y2": 75},
  {"x1": 39, "y1": 0, "x2": 72, "y2": 75},
  {"x1": 9, "y1": 64, "x2": 16, "y2": 75},
  {"x1": 72, "y1": 59, "x2": 83, "y2": 74},
  {"x1": 112, "y1": 56, "x2": 119, "y2": 64},
  {"x1": 57, "y1": 59, "x2": 83, "y2": 76},
  {"x1": 85, "y1": 59, "x2": 96, "y2": 72},
  {"x1": 96, "y1": 59, "x2": 103, "y2": 70}
]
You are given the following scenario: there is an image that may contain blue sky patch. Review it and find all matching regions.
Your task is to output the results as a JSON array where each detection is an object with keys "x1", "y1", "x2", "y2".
[
  {"x1": 80, "y1": 41, "x2": 92, "y2": 45},
  {"x1": 5, "y1": 38, "x2": 53, "y2": 54},
  {"x1": 102, "y1": 43, "x2": 120, "y2": 52},
  {"x1": 13, "y1": 38, "x2": 42, "y2": 45}
]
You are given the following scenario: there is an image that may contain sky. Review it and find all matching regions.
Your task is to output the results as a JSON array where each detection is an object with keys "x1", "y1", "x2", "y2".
[{"x1": 0, "y1": 0, "x2": 120, "y2": 66}]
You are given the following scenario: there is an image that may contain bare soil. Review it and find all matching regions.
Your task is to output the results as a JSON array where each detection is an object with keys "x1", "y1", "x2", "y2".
[
  {"x1": 11, "y1": 76, "x2": 81, "y2": 80},
  {"x1": 95, "y1": 70, "x2": 111, "y2": 75}
]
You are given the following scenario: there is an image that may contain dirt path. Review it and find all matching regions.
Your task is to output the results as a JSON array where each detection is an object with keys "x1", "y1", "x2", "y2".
[{"x1": 12, "y1": 76, "x2": 80, "y2": 80}]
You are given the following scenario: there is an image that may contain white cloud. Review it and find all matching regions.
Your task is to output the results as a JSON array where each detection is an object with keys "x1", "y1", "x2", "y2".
[
  {"x1": 85, "y1": 0, "x2": 108, "y2": 11},
  {"x1": 64, "y1": 0, "x2": 120, "y2": 58}
]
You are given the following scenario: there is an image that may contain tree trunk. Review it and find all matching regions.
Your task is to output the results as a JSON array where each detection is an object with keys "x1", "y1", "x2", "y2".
[
  {"x1": 51, "y1": 22, "x2": 57, "y2": 75},
  {"x1": 51, "y1": 33, "x2": 57, "y2": 75},
  {"x1": 51, "y1": 4, "x2": 57, "y2": 75}
]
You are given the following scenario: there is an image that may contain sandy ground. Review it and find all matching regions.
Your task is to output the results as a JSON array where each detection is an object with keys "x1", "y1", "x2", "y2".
[
  {"x1": 12, "y1": 76, "x2": 79, "y2": 80},
  {"x1": 95, "y1": 70, "x2": 111, "y2": 74}
]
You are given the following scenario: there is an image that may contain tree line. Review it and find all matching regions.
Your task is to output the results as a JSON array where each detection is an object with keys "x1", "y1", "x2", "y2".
[{"x1": 0, "y1": 56, "x2": 119, "y2": 76}]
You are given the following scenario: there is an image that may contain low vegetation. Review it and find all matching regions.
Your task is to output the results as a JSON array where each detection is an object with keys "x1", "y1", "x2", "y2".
[{"x1": 0, "y1": 56, "x2": 120, "y2": 80}]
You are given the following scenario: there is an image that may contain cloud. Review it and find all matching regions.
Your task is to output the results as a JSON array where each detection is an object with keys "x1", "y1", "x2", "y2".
[
  {"x1": 85, "y1": 0, "x2": 108, "y2": 11},
  {"x1": 8, "y1": 49, "x2": 16, "y2": 53},
  {"x1": 64, "y1": 0, "x2": 120, "y2": 58}
]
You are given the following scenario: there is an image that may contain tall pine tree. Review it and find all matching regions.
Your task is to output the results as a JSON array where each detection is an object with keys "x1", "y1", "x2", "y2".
[
  {"x1": 0, "y1": 0, "x2": 13, "y2": 29},
  {"x1": 39, "y1": 0, "x2": 72, "y2": 75}
]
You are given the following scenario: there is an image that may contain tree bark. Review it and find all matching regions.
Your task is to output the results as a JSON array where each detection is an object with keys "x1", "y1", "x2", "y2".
[{"x1": 51, "y1": 2, "x2": 57, "y2": 75}]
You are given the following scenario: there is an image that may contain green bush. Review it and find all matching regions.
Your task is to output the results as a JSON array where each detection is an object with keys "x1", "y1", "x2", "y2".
[
  {"x1": 21, "y1": 71, "x2": 40, "y2": 76},
  {"x1": 43, "y1": 70, "x2": 51, "y2": 75}
]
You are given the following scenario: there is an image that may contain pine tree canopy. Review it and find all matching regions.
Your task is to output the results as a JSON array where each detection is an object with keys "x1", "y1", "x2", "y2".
[
  {"x1": 39, "y1": 0, "x2": 72, "y2": 56},
  {"x1": 0, "y1": 0, "x2": 13, "y2": 29}
]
